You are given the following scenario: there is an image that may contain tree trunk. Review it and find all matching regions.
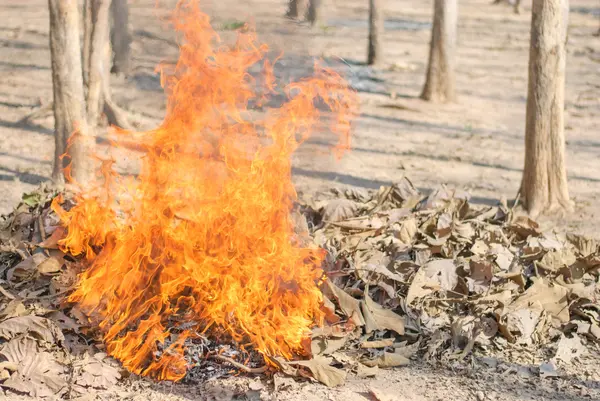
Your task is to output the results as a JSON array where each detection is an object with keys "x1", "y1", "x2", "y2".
[
  {"x1": 420, "y1": 0, "x2": 458, "y2": 103},
  {"x1": 367, "y1": 0, "x2": 384, "y2": 65},
  {"x1": 86, "y1": 0, "x2": 112, "y2": 127},
  {"x1": 110, "y1": 0, "x2": 131, "y2": 75},
  {"x1": 520, "y1": 0, "x2": 571, "y2": 217},
  {"x1": 307, "y1": 0, "x2": 322, "y2": 26},
  {"x1": 48, "y1": 0, "x2": 92, "y2": 184},
  {"x1": 287, "y1": 0, "x2": 307, "y2": 19},
  {"x1": 82, "y1": 0, "x2": 93, "y2": 87}
]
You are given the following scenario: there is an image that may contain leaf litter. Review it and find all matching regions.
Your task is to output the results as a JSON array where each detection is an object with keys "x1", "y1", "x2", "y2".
[{"x1": 0, "y1": 179, "x2": 599, "y2": 397}]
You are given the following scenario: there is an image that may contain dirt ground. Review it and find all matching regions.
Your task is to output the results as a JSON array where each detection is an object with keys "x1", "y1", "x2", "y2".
[{"x1": 0, "y1": 0, "x2": 599, "y2": 400}]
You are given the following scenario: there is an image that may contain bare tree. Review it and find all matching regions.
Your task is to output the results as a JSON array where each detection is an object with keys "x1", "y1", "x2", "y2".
[
  {"x1": 84, "y1": 0, "x2": 131, "y2": 129},
  {"x1": 85, "y1": 0, "x2": 112, "y2": 126},
  {"x1": 367, "y1": 0, "x2": 383, "y2": 65},
  {"x1": 48, "y1": 0, "x2": 92, "y2": 184},
  {"x1": 307, "y1": 0, "x2": 322, "y2": 26},
  {"x1": 287, "y1": 0, "x2": 307, "y2": 19},
  {"x1": 421, "y1": 0, "x2": 458, "y2": 103},
  {"x1": 520, "y1": 0, "x2": 571, "y2": 217},
  {"x1": 110, "y1": 0, "x2": 132, "y2": 75}
]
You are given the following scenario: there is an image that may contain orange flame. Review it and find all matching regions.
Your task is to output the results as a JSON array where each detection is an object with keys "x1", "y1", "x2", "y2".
[{"x1": 52, "y1": 0, "x2": 357, "y2": 381}]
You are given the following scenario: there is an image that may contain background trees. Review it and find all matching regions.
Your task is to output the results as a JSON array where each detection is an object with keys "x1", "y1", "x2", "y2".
[{"x1": 48, "y1": 0, "x2": 132, "y2": 184}]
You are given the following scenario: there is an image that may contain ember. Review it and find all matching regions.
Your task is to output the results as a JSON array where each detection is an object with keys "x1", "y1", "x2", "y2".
[{"x1": 51, "y1": 0, "x2": 357, "y2": 381}]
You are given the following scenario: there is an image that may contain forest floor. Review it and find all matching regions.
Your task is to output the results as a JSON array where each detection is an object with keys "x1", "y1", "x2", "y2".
[{"x1": 0, "y1": 0, "x2": 599, "y2": 400}]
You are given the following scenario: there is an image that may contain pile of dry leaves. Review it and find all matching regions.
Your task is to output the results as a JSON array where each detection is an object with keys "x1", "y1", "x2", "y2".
[
  {"x1": 0, "y1": 178, "x2": 598, "y2": 398},
  {"x1": 294, "y1": 177, "x2": 599, "y2": 385},
  {"x1": 0, "y1": 187, "x2": 121, "y2": 399}
]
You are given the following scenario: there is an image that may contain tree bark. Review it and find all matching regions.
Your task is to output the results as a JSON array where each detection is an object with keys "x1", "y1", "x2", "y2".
[
  {"x1": 287, "y1": 0, "x2": 307, "y2": 19},
  {"x1": 82, "y1": 0, "x2": 93, "y2": 87},
  {"x1": 520, "y1": 0, "x2": 571, "y2": 217},
  {"x1": 420, "y1": 0, "x2": 458, "y2": 103},
  {"x1": 110, "y1": 0, "x2": 131, "y2": 75},
  {"x1": 306, "y1": 0, "x2": 322, "y2": 26},
  {"x1": 86, "y1": 0, "x2": 112, "y2": 127},
  {"x1": 367, "y1": 0, "x2": 383, "y2": 65},
  {"x1": 48, "y1": 0, "x2": 92, "y2": 184}
]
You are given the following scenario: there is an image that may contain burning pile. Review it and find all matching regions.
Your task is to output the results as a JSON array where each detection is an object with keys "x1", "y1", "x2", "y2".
[{"x1": 51, "y1": 1, "x2": 357, "y2": 381}]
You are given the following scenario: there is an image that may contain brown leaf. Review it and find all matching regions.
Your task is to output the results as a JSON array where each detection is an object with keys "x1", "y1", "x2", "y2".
[
  {"x1": 311, "y1": 336, "x2": 348, "y2": 356},
  {"x1": 37, "y1": 227, "x2": 66, "y2": 249},
  {"x1": 323, "y1": 199, "x2": 360, "y2": 223},
  {"x1": 355, "y1": 363, "x2": 378, "y2": 378},
  {"x1": 361, "y1": 351, "x2": 410, "y2": 368},
  {"x1": 0, "y1": 316, "x2": 64, "y2": 344},
  {"x1": 323, "y1": 281, "x2": 365, "y2": 326},
  {"x1": 0, "y1": 337, "x2": 67, "y2": 398},
  {"x1": 73, "y1": 356, "x2": 121, "y2": 390},
  {"x1": 395, "y1": 218, "x2": 417, "y2": 244},
  {"x1": 539, "y1": 248, "x2": 576, "y2": 272},
  {"x1": 511, "y1": 278, "x2": 569, "y2": 324},
  {"x1": 509, "y1": 216, "x2": 541, "y2": 238},
  {"x1": 292, "y1": 357, "x2": 346, "y2": 387},
  {"x1": 37, "y1": 256, "x2": 63, "y2": 276},
  {"x1": 360, "y1": 339, "x2": 394, "y2": 349},
  {"x1": 360, "y1": 294, "x2": 405, "y2": 335},
  {"x1": 406, "y1": 259, "x2": 457, "y2": 305},
  {"x1": 566, "y1": 233, "x2": 597, "y2": 257},
  {"x1": 7, "y1": 253, "x2": 46, "y2": 283}
]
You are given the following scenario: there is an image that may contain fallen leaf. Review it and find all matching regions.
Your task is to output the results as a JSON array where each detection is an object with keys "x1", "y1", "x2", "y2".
[
  {"x1": 323, "y1": 281, "x2": 365, "y2": 326},
  {"x1": 395, "y1": 218, "x2": 417, "y2": 244},
  {"x1": 0, "y1": 316, "x2": 64, "y2": 344},
  {"x1": 355, "y1": 363, "x2": 378, "y2": 378},
  {"x1": 37, "y1": 256, "x2": 63, "y2": 276},
  {"x1": 292, "y1": 357, "x2": 346, "y2": 387},
  {"x1": 37, "y1": 227, "x2": 66, "y2": 249},
  {"x1": 323, "y1": 199, "x2": 360, "y2": 223},
  {"x1": 361, "y1": 351, "x2": 410, "y2": 368},
  {"x1": 509, "y1": 216, "x2": 541, "y2": 238},
  {"x1": 360, "y1": 339, "x2": 394, "y2": 349},
  {"x1": 539, "y1": 248, "x2": 576, "y2": 272},
  {"x1": 7, "y1": 253, "x2": 46, "y2": 283},
  {"x1": 510, "y1": 278, "x2": 569, "y2": 324},
  {"x1": 551, "y1": 334, "x2": 586, "y2": 364},
  {"x1": 360, "y1": 294, "x2": 405, "y2": 335},
  {"x1": 406, "y1": 259, "x2": 457, "y2": 305},
  {"x1": 73, "y1": 357, "x2": 121, "y2": 389},
  {"x1": 311, "y1": 336, "x2": 348, "y2": 356},
  {"x1": 0, "y1": 337, "x2": 67, "y2": 398}
]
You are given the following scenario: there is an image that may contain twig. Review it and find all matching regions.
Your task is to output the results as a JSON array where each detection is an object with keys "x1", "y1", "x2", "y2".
[
  {"x1": 210, "y1": 354, "x2": 268, "y2": 374},
  {"x1": 37, "y1": 215, "x2": 47, "y2": 242}
]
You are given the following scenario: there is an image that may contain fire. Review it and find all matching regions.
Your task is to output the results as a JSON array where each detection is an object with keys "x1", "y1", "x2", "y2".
[{"x1": 52, "y1": 0, "x2": 357, "y2": 381}]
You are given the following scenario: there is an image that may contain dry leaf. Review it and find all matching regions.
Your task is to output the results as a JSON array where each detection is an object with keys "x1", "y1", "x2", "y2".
[
  {"x1": 324, "y1": 281, "x2": 365, "y2": 326},
  {"x1": 552, "y1": 334, "x2": 586, "y2": 364},
  {"x1": 37, "y1": 227, "x2": 66, "y2": 249},
  {"x1": 7, "y1": 253, "x2": 46, "y2": 283},
  {"x1": 74, "y1": 357, "x2": 121, "y2": 389},
  {"x1": 395, "y1": 218, "x2": 417, "y2": 244},
  {"x1": 355, "y1": 363, "x2": 378, "y2": 378},
  {"x1": 360, "y1": 294, "x2": 405, "y2": 335},
  {"x1": 311, "y1": 336, "x2": 348, "y2": 356},
  {"x1": 0, "y1": 337, "x2": 67, "y2": 398},
  {"x1": 323, "y1": 199, "x2": 360, "y2": 223},
  {"x1": 292, "y1": 357, "x2": 346, "y2": 387},
  {"x1": 510, "y1": 278, "x2": 569, "y2": 324},
  {"x1": 37, "y1": 256, "x2": 63, "y2": 276},
  {"x1": 406, "y1": 259, "x2": 457, "y2": 305},
  {"x1": 0, "y1": 316, "x2": 64, "y2": 344},
  {"x1": 361, "y1": 351, "x2": 410, "y2": 368},
  {"x1": 360, "y1": 339, "x2": 394, "y2": 349}
]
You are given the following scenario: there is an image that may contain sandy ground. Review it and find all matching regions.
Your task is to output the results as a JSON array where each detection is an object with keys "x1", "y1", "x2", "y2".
[{"x1": 0, "y1": 0, "x2": 599, "y2": 400}]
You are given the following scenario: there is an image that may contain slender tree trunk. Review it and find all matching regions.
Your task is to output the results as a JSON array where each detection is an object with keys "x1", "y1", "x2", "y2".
[
  {"x1": 110, "y1": 0, "x2": 131, "y2": 75},
  {"x1": 307, "y1": 0, "x2": 322, "y2": 26},
  {"x1": 514, "y1": 0, "x2": 521, "y2": 14},
  {"x1": 82, "y1": 0, "x2": 93, "y2": 87},
  {"x1": 86, "y1": 0, "x2": 112, "y2": 127},
  {"x1": 520, "y1": 0, "x2": 571, "y2": 217},
  {"x1": 287, "y1": 0, "x2": 307, "y2": 19},
  {"x1": 48, "y1": 0, "x2": 91, "y2": 184},
  {"x1": 367, "y1": 0, "x2": 383, "y2": 65},
  {"x1": 421, "y1": 0, "x2": 458, "y2": 103}
]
